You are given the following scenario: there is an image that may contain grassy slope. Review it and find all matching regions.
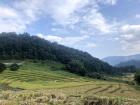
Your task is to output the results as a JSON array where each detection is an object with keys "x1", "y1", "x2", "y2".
[
  {"x1": 0, "y1": 60, "x2": 140, "y2": 105},
  {"x1": 0, "y1": 60, "x2": 93, "y2": 89}
]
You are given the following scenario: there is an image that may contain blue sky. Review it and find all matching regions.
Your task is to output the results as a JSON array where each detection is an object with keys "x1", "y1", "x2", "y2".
[{"x1": 0, "y1": 0, "x2": 140, "y2": 58}]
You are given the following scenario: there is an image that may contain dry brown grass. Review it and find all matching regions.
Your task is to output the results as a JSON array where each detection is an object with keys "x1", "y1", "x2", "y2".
[{"x1": 0, "y1": 90, "x2": 139, "y2": 105}]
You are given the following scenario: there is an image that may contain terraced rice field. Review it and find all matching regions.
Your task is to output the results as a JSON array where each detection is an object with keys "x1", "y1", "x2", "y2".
[
  {"x1": 0, "y1": 83, "x2": 140, "y2": 105},
  {"x1": 0, "y1": 61, "x2": 92, "y2": 89},
  {"x1": 0, "y1": 61, "x2": 140, "y2": 105}
]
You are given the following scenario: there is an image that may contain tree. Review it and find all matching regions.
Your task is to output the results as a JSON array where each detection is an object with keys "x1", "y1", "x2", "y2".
[
  {"x1": 134, "y1": 72, "x2": 140, "y2": 84},
  {"x1": 117, "y1": 65, "x2": 137, "y2": 73},
  {"x1": 66, "y1": 60, "x2": 86, "y2": 76},
  {"x1": 0, "y1": 63, "x2": 6, "y2": 73},
  {"x1": 10, "y1": 64, "x2": 19, "y2": 71}
]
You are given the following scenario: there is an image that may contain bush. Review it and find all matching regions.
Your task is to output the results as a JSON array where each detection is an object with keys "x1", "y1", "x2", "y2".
[
  {"x1": 0, "y1": 63, "x2": 6, "y2": 73},
  {"x1": 86, "y1": 72, "x2": 105, "y2": 80},
  {"x1": 84, "y1": 96, "x2": 124, "y2": 105},
  {"x1": 10, "y1": 63, "x2": 19, "y2": 71},
  {"x1": 134, "y1": 72, "x2": 140, "y2": 84}
]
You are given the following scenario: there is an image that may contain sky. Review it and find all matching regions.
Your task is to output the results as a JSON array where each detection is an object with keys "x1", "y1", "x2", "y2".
[{"x1": 0, "y1": 0, "x2": 140, "y2": 58}]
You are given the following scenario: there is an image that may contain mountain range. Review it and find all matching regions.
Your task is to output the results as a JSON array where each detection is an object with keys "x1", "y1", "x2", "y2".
[{"x1": 102, "y1": 54, "x2": 140, "y2": 66}]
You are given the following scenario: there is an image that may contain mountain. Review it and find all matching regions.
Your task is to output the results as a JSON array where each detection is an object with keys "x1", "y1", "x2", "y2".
[
  {"x1": 117, "y1": 60, "x2": 140, "y2": 69},
  {"x1": 0, "y1": 32, "x2": 116, "y2": 77},
  {"x1": 102, "y1": 54, "x2": 140, "y2": 66}
]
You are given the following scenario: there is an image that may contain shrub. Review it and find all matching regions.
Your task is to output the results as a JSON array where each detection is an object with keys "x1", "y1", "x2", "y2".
[
  {"x1": 134, "y1": 72, "x2": 140, "y2": 84},
  {"x1": 10, "y1": 63, "x2": 19, "y2": 71},
  {"x1": 0, "y1": 63, "x2": 6, "y2": 73},
  {"x1": 84, "y1": 96, "x2": 124, "y2": 105},
  {"x1": 87, "y1": 72, "x2": 104, "y2": 80}
]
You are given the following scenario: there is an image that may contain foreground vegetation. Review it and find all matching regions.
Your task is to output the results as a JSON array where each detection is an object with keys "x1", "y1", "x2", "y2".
[
  {"x1": 0, "y1": 90, "x2": 134, "y2": 105},
  {"x1": 0, "y1": 61, "x2": 140, "y2": 105}
]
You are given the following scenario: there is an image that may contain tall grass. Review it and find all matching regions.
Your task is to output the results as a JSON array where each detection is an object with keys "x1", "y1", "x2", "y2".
[{"x1": 0, "y1": 91, "x2": 126, "y2": 105}]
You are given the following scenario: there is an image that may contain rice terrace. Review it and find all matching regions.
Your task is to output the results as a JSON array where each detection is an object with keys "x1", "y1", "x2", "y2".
[
  {"x1": 0, "y1": 60, "x2": 140, "y2": 105},
  {"x1": 0, "y1": 0, "x2": 140, "y2": 105}
]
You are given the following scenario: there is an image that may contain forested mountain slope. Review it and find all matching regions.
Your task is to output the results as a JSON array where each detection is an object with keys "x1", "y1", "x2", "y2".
[{"x1": 0, "y1": 32, "x2": 115, "y2": 76}]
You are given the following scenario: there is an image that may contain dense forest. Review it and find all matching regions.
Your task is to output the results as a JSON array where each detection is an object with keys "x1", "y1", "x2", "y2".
[{"x1": 0, "y1": 32, "x2": 134, "y2": 77}]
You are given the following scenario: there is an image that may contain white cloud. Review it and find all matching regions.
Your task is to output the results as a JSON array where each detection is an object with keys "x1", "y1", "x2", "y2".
[
  {"x1": 0, "y1": 6, "x2": 26, "y2": 32},
  {"x1": 37, "y1": 33, "x2": 89, "y2": 46},
  {"x1": 45, "y1": 0, "x2": 90, "y2": 26},
  {"x1": 135, "y1": 14, "x2": 140, "y2": 18},
  {"x1": 0, "y1": 0, "x2": 116, "y2": 34},
  {"x1": 97, "y1": 0, "x2": 118, "y2": 5},
  {"x1": 121, "y1": 24, "x2": 140, "y2": 33},
  {"x1": 121, "y1": 24, "x2": 140, "y2": 41},
  {"x1": 43, "y1": 0, "x2": 116, "y2": 34},
  {"x1": 83, "y1": 9, "x2": 113, "y2": 33},
  {"x1": 121, "y1": 34, "x2": 134, "y2": 40},
  {"x1": 46, "y1": 36, "x2": 63, "y2": 42},
  {"x1": 0, "y1": 0, "x2": 45, "y2": 32},
  {"x1": 86, "y1": 43, "x2": 97, "y2": 48},
  {"x1": 120, "y1": 24, "x2": 140, "y2": 52},
  {"x1": 14, "y1": 0, "x2": 45, "y2": 22},
  {"x1": 0, "y1": 7, "x2": 18, "y2": 18},
  {"x1": 37, "y1": 33, "x2": 63, "y2": 42}
]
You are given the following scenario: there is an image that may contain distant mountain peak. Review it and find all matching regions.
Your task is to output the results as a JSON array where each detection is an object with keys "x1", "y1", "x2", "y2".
[{"x1": 102, "y1": 54, "x2": 140, "y2": 66}]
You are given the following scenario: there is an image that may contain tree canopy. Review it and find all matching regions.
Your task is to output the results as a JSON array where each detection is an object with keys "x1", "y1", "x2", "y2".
[{"x1": 0, "y1": 32, "x2": 118, "y2": 76}]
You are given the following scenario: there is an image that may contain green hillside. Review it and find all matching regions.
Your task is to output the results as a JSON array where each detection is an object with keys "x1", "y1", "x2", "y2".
[
  {"x1": 0, "y1": 60, "x2": 93, "y2": 90},
  {"x1": 0, "y1": 61, "x2": 140, "y2": 104}
]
